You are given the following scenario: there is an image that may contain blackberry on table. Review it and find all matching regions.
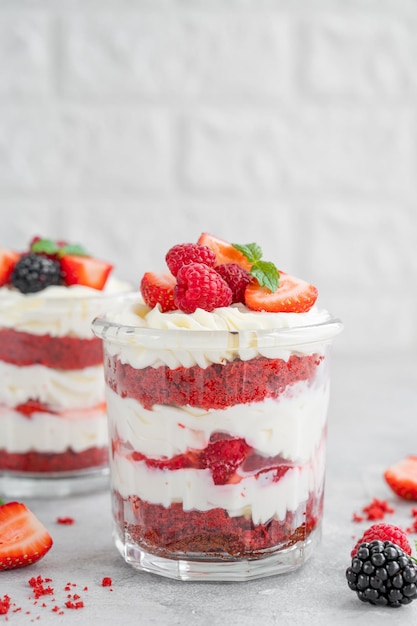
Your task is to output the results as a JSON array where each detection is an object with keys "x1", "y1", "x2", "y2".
[
  {"x1": 346, "y1": 540, "x2": 417, "y2": 607},
  {"x1": 11, "y1": 253, "x2": 62, "y2": 294}
]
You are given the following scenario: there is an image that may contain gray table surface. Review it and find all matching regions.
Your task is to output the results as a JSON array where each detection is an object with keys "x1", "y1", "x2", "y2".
[{"x1": 1, "y1": 353, "x2": 417, "y2": 625}]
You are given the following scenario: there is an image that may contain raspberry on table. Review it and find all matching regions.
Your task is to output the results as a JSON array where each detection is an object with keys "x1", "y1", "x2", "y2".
[
  {"x1": 174, "y1": 262, "x2": 232, "y2": 314},
  {"x1": 215, "y1": 263, "x2": 252, "y2": 304},
  {"x1": 165, "y1": 243, "x2": 216, "y2": 277},
  {"x1": 351, "y1": 523, "x2": 412, "y2": 558}
]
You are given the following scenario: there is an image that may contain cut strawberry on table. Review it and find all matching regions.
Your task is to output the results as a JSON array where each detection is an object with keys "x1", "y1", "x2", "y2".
[
  {"x1": 197, "y1": 232, "x2": 252, "y2": 272},
  {"x1": 60, "y1": 255, "x2": 113, "y2": 290},
  {"x1": 0, "y1": 248, "x2": 20, "y2": 286},
  {"x1": 244, "y1": 271, "x2": 318, "y2": 313},
  {"x1": 0, "y1": 502, "x2": 53, "y2": 570},
  {"x1": 384, "y1": 456, "x2": 417, "y2": 500},
  {"x1": 140, "y1": 272, "x2": 177, "y2": 312}
]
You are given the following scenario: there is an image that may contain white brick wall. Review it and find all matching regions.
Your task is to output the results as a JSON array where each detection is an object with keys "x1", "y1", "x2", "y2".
[{"x1": 1, "y1": 0, "x2": 417, "y2": 357}]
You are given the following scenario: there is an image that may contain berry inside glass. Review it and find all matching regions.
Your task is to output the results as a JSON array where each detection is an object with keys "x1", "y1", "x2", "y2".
[{"x1": 93, "y1": 305, "x2": 342, "y2": 581}]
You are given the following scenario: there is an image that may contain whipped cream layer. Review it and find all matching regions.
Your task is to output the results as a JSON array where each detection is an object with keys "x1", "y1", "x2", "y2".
[
  {"x1": 107, "y1": 378, "x2": 329, "y2": 463},
  {"x1": 0, "y1": 361, "x2": 105, "y2": 409},
  {"x1": 111, "y1": 440, "x2": 326, "y2": 525},
  {"x1": 0, "y1": 406, "x2": 108, "y2": 453},
  {"x1": 98, "y1": 299, "x2": 339, "y2": 369},
  {"x1": 0, "y1": 277, "x2": 132, "y2": 338}
]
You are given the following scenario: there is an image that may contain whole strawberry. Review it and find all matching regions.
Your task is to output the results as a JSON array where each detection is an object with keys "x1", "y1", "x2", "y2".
[
  {"x1": 351, "y1": 523, "x2": 412, "y2": 558},
  {"x1": 174, "y1": 263, "x2": 232, "y2": 314},
  {"x1": 166, "y1": 243, "x2": 216, "y2": 277},
  {"x1": 215, "y1": 263, "x2": 252, "y2": 304}
]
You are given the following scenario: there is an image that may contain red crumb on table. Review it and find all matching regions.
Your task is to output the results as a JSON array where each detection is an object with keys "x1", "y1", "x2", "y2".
[
  {"x1": 65, "y1": 594, "x2": 84, "y2": 610},
  {"x1": 353, "y1": 498, "x2": 395, "y2": 522},
  {"x1": 0, "y1": 595, "x2": 11, "y2": 615},
  {"x1": 56, "y1": 517, "x2": 75, "y2": 525},
  {"x1": 28, "y1": 576, "x2": 54, "y2": 599},
  {"x1": 101, "y1": 577, "x2": 112, "y2": 587}
]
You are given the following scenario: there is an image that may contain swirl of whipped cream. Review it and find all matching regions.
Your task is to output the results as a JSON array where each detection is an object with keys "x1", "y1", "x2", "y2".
[
  {"x1": 0, "y1": 277, "x2": 132, "y2": 339},
  {"x1": 94, "y1": 298, "x2": 342, "y2": 369}
]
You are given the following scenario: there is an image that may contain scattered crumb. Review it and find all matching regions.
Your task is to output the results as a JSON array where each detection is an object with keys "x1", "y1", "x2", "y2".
[{"x1": 56, "y1": 517, "x2": 75, "y2": 525}]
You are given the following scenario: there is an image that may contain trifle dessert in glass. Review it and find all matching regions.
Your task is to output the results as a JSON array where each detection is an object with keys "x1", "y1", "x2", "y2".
[
  {"x1": 93, "y1": 233, "x2": 342, "y2": 581},
  {"x1": 0, "y1": 237, "x2": 131, "y2": 497}
]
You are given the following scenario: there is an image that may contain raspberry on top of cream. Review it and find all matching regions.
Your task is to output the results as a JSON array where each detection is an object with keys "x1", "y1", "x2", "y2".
[
  {"x1": 139, "y1": 232, "x2": 319, "y2": 316},
  {"x1": 97, "y1": 233, "x2": 340, "y2": 368}
]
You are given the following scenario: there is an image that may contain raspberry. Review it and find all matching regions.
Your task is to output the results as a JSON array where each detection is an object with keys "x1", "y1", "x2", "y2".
[
  {"x1": 200, "y1": 436, "x2": 252, "y2": 485},
  {"x1": 351, "y1": 523, "x2": 412, "y2": 558},
  {"x1": 174, "y1": 262, "x2": 232, "y2": 314},
  {"x1": 215, "y1": 263, "x2": 252, "y2": 304},
  {"x1": 165, "y1": 243, "x2": 216, "y2": 277}
]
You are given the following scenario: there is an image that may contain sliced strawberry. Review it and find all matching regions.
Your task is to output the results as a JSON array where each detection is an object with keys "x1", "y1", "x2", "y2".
[
  {"x1": 140, "y1": 272, "x2": 177, "y2": 312},
  {"x1": 200, "y1": 436, "x2": 252, "y2": 485},
  {"x1": 197, "y1": 233, "x2": 252, "y2": 272},
  {"x1": 0, "y1": 502, "x2": 53, "y2": 570},
  {"x1": 15, "y1": 400, "x2": 57, "y2": 418},
  {"x1": 60, "y1": 255, "x2": 113, "y2": 290},
  {"x1": 384, "y1": 456, "x2": 417, "y2": 500},
  {"x1": 0, "y1": 248, "x2": 20, "y2": 286},
  {"x1": 131, "y1": 449, "x2": 200, "y2": 471},
  {"x1": 244, "y1": 271, "x2": 318, "y2": 313}
]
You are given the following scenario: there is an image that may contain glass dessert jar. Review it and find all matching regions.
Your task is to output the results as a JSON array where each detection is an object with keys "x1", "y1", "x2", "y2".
[
  {"x1": 0, "y1": 285, "x2": 131, "y2": 498},
  {"x1": 93, "y1": 301, "x2": 343, "y2": 581}
]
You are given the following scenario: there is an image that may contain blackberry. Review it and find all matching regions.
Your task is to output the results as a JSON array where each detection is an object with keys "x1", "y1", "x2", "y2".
[
  {"x1": 11, "y1": 253, "x2": 62, "y2": 294},
  {"x1": 346, "y1": 540, "x2": 417, "y2": 607}
]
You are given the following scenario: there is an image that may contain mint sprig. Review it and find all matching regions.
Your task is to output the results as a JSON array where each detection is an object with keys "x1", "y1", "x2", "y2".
[
  {"x1": 58, "y1": 244, "x2": 88, "y2": 258},
  {"x1": 30, "y1": 238, "x2": 88, "y2": 258},
  {"x1": 31, "y1": 238, "x2": 60, "y2": 256},
  {"x1": 232, "y1": 242, "x2": 280, "y2": 292}
]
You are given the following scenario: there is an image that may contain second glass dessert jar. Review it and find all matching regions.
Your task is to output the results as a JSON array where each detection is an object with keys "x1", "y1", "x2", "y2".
[
  {"x1": 0, "y1": 288, "x2": 130, "y2": 498},
  {"x1": 93, "y1": 302, "x2": 343, "y2": 581}
]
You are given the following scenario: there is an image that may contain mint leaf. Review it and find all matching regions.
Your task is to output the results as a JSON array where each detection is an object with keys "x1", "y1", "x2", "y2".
[
  {"x1": 31, "y1": 238, "x2": 60, "y2": 255},
  {"x1": 58, "y1": 243, "x2": 88, "y2": 257},
  {"x1": 232, "y1": 241, "x2": 280, "y2": 292},
  {"x1": 232, "y1": 243, "x2": 262, "y2": 264},
  {"x1": 251, "y1": 261, "x2": 280, "y2": 292}
]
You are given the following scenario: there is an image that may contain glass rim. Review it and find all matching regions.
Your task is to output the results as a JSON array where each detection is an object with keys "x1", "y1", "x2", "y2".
[{"x1": 92, "y1": 313, "x2": 343, "y2": 349}]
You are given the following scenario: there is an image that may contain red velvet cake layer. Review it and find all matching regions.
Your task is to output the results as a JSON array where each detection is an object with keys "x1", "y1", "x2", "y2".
[
  {"x1": 0, "y1": 328, "x2": 103, "y2": 369},
  {"x1": 0, "y1": 447, "x2": 108, "y2": 473},
  {"x1": 113, "y1": 492, "x2": 322, "y2": 558},
  {"x1": 105, "y1": 353, "x2": 323, "y2": 410}
]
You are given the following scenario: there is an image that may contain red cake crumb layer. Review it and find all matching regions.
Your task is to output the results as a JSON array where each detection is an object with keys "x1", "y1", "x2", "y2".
[
  {"x1": 113, "y1": 492, "x2": 322, "y2": 559},
  {"x1": 105, "y1": 353, "x2": 324, "y2": 410},
  {"x1": 0, "y1": 328, "x2": 103, "y2": 369},
  {"x1": 0, "y1": 447, "x2": 108, "y2": 473}
]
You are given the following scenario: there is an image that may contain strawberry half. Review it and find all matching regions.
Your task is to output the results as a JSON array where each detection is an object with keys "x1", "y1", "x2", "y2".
[
  {"x1": 384, "y1": 456, "x2": 417, "y2": 500},
  {"x1": 197, "y1": 232, "x2": 252, "y2": 272},
  {"x1": 0, "y1": 248, "x2": 20, "y2": 286},
  {"x1": 0, "y1": 502, "x2": 53, "y2": 570},
  {"x1": 140, "y1": 272, "x2": 177, "y2": 312},
  {"x1": 60, "y1": 255, "x2": 113, "y2": 290},
  {"x1": 244, "y1": 272, "x2": 318, "y2": 313}
]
